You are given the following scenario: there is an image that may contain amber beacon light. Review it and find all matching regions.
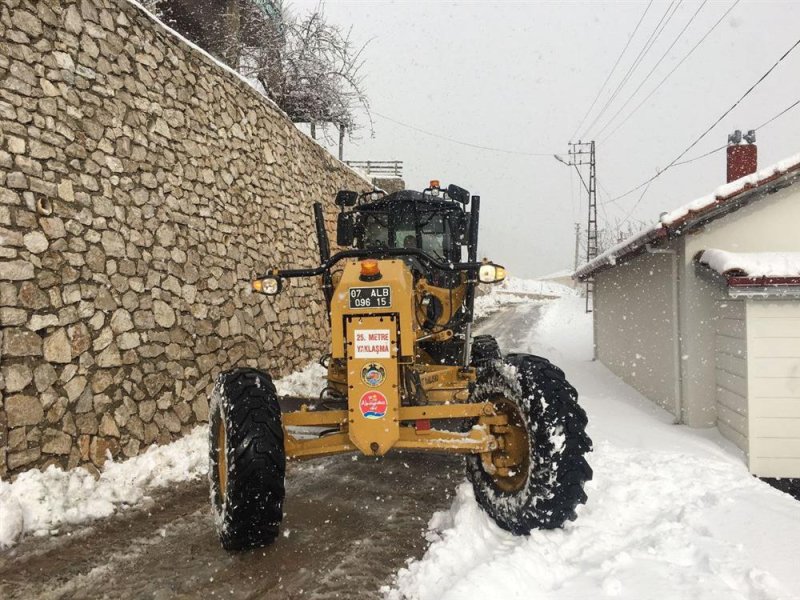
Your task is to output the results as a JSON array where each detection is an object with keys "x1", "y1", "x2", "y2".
[{"x1": 360, "y1": 259, "x2": 381, "y2": 280}]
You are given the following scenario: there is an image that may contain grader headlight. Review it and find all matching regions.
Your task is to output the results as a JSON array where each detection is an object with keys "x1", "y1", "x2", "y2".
[
  {"x1": 252, "y1": 276, "x2": 282, "y2": 295},
  {"x1": 478, "y1": 263, "x2": 507, "y2": 284}
]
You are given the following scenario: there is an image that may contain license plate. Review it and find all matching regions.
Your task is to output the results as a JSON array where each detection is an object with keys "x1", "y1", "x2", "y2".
[{"x1": 349, "y1": 286, "x2": 392, "y2": 309}]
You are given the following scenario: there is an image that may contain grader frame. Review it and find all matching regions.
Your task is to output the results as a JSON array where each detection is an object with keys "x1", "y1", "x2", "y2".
[{"x1": 258, "y1": 184, "x2": 512, "y2": 464}]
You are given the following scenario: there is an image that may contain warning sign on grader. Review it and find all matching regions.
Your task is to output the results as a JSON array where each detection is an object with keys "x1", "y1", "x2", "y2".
[{"x1": 354, "y1": 329, "x2": 391, "y2": 358}]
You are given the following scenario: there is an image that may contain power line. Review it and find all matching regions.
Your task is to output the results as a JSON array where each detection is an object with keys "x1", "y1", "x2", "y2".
[
  {"x1": 671, "y1": 144, "x2": 726, "y2": 168},
  {"x1": 594, "y1": 0, "x2": 707, "y2": 139},
  {"x1": 580, "y1": 1, "x2": 681, "y2": 140},
  {"x1": 604, "y1": 96, "x2": 800, "y2": 210},
  {"x1": 601, "y1": 0, "x2": 742, "y2": 143},
  {"x1": 605, "y1": 36, "x2": 800, "y2": 206},
  {"x1": 372, "y1": 111, "x2": 554, "y2": 157},
  {"x1": 569, "y1": 1, "x2": 653, "y2": 141},
  {"x1": 753, "y1": 98, "x2": 800, "y2": 130}
]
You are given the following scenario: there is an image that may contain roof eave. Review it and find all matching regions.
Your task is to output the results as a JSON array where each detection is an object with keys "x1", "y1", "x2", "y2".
[
  {"x1": 727, "y1": 283, "x2": 800, "y2": 299},
  {"x1": 574, "y1": 227, "x2": 668, "y2": 281},
  {"x1": 575, "y1": 162, "x2": 800, "y2": 281}
]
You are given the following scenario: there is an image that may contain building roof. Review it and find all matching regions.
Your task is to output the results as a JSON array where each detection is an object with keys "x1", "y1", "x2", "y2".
[
  {"x1": 574, "y1": 152, "x2": 800, "y2": 281},
  {"x1": 696, "y1": 249, "x2": 800, "y2": 293},
  {"x1": 698, "y1": 249, "x2": 800, "y2": 278}
]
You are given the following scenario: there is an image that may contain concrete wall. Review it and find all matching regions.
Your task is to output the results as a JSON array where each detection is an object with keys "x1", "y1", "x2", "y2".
[
  {"x1": 593, "y1": 247, "x2": 679, "y2": 416},
  {"x1": 0, "y1": 0, "x2": 369, "y2": 476},
  {"x1": 714, "y1": 299, "x2": 748, "y2": 451},
  {"x1": 746, "y1": 300, "x2": 800, "y2": 478},
  {"x1": 681, "y1": 182, "x2": 800, "y2": 427}
]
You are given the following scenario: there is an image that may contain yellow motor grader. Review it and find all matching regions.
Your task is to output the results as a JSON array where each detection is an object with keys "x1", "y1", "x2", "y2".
[{"x1": 209, "y1": 182, "x2": 592, "y2": 550}]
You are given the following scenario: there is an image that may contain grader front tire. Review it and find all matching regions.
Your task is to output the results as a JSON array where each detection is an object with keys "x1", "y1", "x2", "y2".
[
  {"x1": 466, "y1": 354, "x2": 592, "y2": 533},
  {"x1": 209, "y1": 368, "x2": 286, "y2": 551}
]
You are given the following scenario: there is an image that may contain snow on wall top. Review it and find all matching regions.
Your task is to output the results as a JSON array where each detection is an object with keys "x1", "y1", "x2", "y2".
[
  {"x1": 575, "y1": 151, "x2": 800, "y2": 280},
  {"x1": 122, "y1": 0, "x2": 373, "y2": 188},
  {"x1": 698, "y1": 249, "x2": 800, "y2": 278}
]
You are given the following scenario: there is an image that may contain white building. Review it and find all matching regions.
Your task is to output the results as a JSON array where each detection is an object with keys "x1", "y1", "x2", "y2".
[{"x1": 575, "y1": 152, "x2": 800, "y2": 478}]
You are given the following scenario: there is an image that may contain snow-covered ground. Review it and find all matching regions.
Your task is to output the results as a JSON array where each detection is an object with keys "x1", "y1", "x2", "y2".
[
  {"x1": 0, "y1": 364, "x2": 329, "y2": 550},
  {"x1": 473, "y1": 277, "x2": 576, "y2": 319},
  {"x1": 387, "y1": 295, "x2": 800, "y2": 600},
  {"x1": 0, "y1": 427, "x2": 208, "y2": 550}
]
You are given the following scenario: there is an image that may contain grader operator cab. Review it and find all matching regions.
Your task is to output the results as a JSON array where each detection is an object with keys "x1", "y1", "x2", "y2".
[{"x1": 209, "y1": 182, "x2": 592, "y2": 550}]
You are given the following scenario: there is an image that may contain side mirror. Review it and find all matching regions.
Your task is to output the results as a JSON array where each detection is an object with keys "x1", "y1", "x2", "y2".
[
  {"x1": 335, "y1": 190, "x2": 358, "y2": 207},
  {"x1": 337, "y1": 212, "x2": 355, "y2": 246},
  {"x1": 447, "y1": 184, "x2": 470, "y2": 205},
  {"x1": 478, "y1": 263, "x2": 506, "y2": 284}
]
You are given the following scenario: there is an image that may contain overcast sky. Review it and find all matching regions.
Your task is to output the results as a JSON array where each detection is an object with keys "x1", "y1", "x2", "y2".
[{"x1": 297, "y1": 0, "x2": 800, "y2": 278}]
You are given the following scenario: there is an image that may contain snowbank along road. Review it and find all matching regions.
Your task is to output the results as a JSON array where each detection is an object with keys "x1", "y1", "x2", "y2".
[{"x1": 3, "y1": 283, "x2": 800, "y2": 599}]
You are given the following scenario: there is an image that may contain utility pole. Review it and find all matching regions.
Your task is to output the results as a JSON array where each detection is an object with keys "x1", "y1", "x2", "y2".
[
  {"x1": 557, "y1": 141, "x2": 597, "y2": 312},
  {"x1": 573, "y1": 223, "x2": 581, "y2": 271}
]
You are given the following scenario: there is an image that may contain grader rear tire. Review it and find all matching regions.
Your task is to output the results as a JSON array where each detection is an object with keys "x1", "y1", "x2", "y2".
[
  {"x1": 466, "y1": 354, "x2": 592, "y2": 533},
  {"x1": 209, "y1": 368, "x2": 285, "y2": 551}
]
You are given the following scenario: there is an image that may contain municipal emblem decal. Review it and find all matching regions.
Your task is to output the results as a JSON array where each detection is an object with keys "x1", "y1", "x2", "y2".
[
  {"x1": 359, "y1": 390, "x2": 388, "y2": 419},
  {"x1": 361, "y1": 362, "x2": 386, "y2": 387}
]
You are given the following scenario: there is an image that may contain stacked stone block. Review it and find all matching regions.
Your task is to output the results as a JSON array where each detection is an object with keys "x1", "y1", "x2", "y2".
[{"x1": 0, "y1": 0, "x2": 369, "y2": 476}]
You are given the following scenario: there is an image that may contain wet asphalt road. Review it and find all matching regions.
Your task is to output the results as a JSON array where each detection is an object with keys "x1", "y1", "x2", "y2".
[
  {"x1": 0, "y1": 453, "x2": 463, "y2": 600},
  {"x1": 0, "y1": 304, "x2": 543, "y2": 600}
]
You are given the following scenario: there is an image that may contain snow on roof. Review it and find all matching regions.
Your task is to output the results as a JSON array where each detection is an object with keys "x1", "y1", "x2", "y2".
[
  {"x1": 575, "y1": 152, "x2": 800, "y2": 280},
  {"x1": 698, "y1": 249, "x2": 800, "y2": 278},
  {"x1": 660, "y1": 152, "x2": 800, "y2": 225}
]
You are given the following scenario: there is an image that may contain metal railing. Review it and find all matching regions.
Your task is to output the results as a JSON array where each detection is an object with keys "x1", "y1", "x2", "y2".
[{"x1": 345, "y1": 160, "x2": 403, "y2": 178}]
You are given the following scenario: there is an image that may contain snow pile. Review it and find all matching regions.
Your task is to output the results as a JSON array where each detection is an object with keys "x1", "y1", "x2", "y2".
[
  {"x1": 699, "y1": 249, "x2": 800, "y2": 278},
  {"x1": 0, "y1": 364, "x2": 329, "y2": 550},
  {"x1": 274, "y1": 361, "x2": 328, "y2": 397},
  {"x1": 473, "y1": 277, "x2": 575, "y2": 319},
  {"x1": 0, "y1": 427, "x2": 207, "y2": 549},
  {"x1": 498, "y1": 276, "x2": 576, "y2": 297},
  {"x1": 386, "y1": 294, "x2": 800, "y2": 599},
  {"x1": 388, "y1": 448, "x2": 794, "y2": 600}
]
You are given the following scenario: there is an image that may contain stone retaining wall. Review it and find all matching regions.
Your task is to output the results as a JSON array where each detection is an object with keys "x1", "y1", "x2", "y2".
[{"x1": 0, "y1": 0, "x2": 369, "y2": 477}]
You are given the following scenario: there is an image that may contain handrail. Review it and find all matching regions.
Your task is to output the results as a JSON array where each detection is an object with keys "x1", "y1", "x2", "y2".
[
  {"x1": 345, "y1": 160, "x2": 403, "y2": 177},
  {"x1": 260, "y1": 248, "x2": 482, "y2": 280}
]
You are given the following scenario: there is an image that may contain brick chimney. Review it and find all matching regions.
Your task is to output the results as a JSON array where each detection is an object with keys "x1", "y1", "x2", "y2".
[{"x1": 726, "y1": 130, "x2": 757, "y2": 183}]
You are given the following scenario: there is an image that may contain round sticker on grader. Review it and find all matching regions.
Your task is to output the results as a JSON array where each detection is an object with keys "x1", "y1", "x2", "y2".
[
  {"x1": 359, "y1": 390, "x2": 388, "y2": 419},
  {"x1": 361, "y1": 363, "x2": 386, "y2": 387}
]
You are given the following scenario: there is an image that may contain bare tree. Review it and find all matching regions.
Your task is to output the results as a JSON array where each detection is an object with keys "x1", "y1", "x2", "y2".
[
  {"x1": 152, "y1": 1, "x2": 370, "y2": 136},
  {"x1": 239, "y1": 2, "x2": 371, "y2": 135},
  {"x1": 596, "y1": 218, "x2": 648, "y2": 253}
]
